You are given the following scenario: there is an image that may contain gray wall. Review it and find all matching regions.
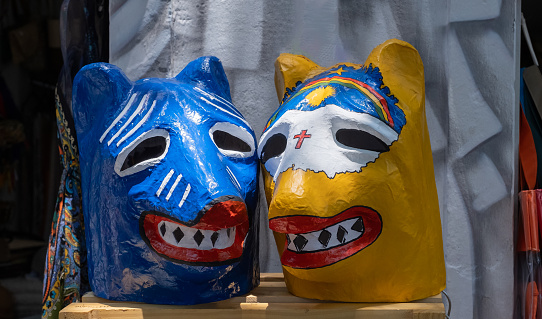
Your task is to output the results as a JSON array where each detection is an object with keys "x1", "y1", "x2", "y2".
[{"x1": 109, "y1": 1, "x2": 520, "y2": 318}]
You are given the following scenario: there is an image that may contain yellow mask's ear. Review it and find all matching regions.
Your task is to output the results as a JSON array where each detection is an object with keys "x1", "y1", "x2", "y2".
[
  {"x1": 274, "y1": 53, "x2": 321, "y2": 102},
  {"x1": 364, "y1": 39, "x2": 425, "y2": 110}
]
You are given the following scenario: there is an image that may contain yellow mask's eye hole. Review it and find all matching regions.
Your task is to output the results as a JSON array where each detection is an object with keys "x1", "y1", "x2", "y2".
[
  {"x1": 213, "y1": 130, "x2": 251, "y2": 152},
  {"x1": 261, "y1": 133, "x2": 287, "y2": 164},
  {"x1": 335, "y1": 129, "x2": 389, "y2": 152}
]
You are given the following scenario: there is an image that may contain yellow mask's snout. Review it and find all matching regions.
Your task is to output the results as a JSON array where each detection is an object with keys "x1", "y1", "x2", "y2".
[{"x1": 266, "y1": 167, "x2": 384, "y2": 269}]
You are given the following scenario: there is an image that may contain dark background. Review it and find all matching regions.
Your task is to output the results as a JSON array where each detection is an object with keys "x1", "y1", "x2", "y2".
[{"x1": 1, "y1": 1, "x2": 73, "y2": 318}]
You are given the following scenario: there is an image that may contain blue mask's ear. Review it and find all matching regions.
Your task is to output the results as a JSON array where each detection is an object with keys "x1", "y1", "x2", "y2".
[
  {"x1": 72, "y1": 63, "x2": 132, "y2": 141},
  {"x1": 175, "y1": 56, "x2": 232, "y2": 102}
]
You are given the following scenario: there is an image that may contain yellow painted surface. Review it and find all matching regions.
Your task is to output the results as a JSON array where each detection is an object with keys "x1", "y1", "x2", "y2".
[
  {"x1": 265, "y1": 39, "x2": 446, "y2": 302},
  {"x1": 305, "y1": 86, "x2": 336, "y2": 107}
]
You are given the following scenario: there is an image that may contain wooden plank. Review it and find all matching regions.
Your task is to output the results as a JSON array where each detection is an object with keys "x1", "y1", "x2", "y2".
[
  {"x1": 80, "y1": 293, "x2": 444, "y2": 308},
  {"x1": 82, "y1": 273, "x2": 442, "y2": 304},
  {"x1": 242, "y1": 302, "x2": 445, "y2": 319},
  {"x1": 260, "y1": 273, "x2": 285, "y2": 281},
  {"x1": 60, "y1": 301, "x2": 444, "y2": 319},
  {"x1": 65, "y1": 273, "x2": 445, "y2": 319},
  {"x1": 59, "y1": 303, "x2": 245, "y2": 319}
]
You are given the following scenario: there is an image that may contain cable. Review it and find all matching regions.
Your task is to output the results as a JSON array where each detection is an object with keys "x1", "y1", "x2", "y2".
[
  {"x1": 442, "y1": 290, "x2": 452, "y2": 319},
  {"x1": 522, "y1": 12, "x2": 539, "y2": 66}
]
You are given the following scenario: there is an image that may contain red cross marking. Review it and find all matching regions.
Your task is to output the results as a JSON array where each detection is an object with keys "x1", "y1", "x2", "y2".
[{"x1": 293, "y1": 130, "x2": 311, "y2": 149}]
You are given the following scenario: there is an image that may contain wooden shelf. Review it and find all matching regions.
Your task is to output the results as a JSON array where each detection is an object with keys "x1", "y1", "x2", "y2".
[{"x1": 60, "y1": 273, "x2": 445, "y2": 318}]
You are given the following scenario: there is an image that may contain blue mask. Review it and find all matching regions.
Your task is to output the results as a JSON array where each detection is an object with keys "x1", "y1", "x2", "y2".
[{"x1": 72, "y1": 57, "x2": 259, "y2": 305}]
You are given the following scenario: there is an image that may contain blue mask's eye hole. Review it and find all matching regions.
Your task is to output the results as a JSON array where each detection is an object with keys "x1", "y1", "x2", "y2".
[
  {"x1": 121, "y1": 136, "x2": 168, "y2": 171},
  {"x1": 260, "y1": 133, "x2": 287, "y2": 164},
  {"x1": 213, "y1": 131, "x2": 251, "y2": 152},
  {"x1": 335, "y1": 129, "x2": 389, "y2": 152},
  {"x1": 114, "y1": 129, "x2": 170, "y2": 177},
  {"x1": 209, "y1": 122, "x2": 255, "y2": 158}
]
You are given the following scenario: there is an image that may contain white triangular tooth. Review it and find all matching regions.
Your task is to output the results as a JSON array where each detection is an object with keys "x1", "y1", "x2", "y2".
[
  {"x1": 349, "y1": 218, "x2": 364, "y2": 234},
  {"x1": 287, "y1": 234, "x2": 296, "y2": 251},
  {"x1": 210, "y1": 230, "x2": 220, "y2": 249},
  {"x1": 221, "y1": 227, "x2": 233, "y2": 249},
  {"x1": 289, "y1": 243, "x2": 296, "y2": 251},
  {"x1": 328, "y1": 237, "x2": 341, "y2": 248},
  {"x1": 226, "y1": 227, "x2": 233, "y2": 238},
  {"x1": 293, "y1": 234, "x2": 306, "y2": 252},
  {"x1": 192, "y1": 230, "x2": 204, "y2": 247},
  {"x1": 197, "y1": 232, "x2": 207, "y2": 249},
  {"x1": 228, "y1": 227, "x2": 236, "y2": 246},
  {"x1": 181, "y1": 226, "x2": 197, "y2": 239},
  {"x1": 346, "y1": 218, "x2": 364, "y2": 240},
  {"x1": 214, "y1": 232, "x2": 222, "y2": 249},
  {"x1": 202, "y1": 229, "x2": 213, "y2": 238},
  {"x1": 341, "y1": 218, "x2": 356, "y2": 230},
  {"x1": 175, "y1": 232, "x2": 186, "y2": 246},
  {"x1": 200, "y1": 234, "x2": 213, "y2": 250},
  {"x1": 217, "y1": 234, "x2": 227, "y2": 249},
  {"x1": 223, "y1": 237, "x2": 230, "y2": 249},
  {"x1": 220, "y1": 230, "x2": 228, "y2": 248},
  {"x1": 303, "y1": 232, "x2": 323, "y2": 251},
  {"x1": 219, "y1": 229, "x2": 230, "y2": 249},
  {"x1": 157, "y1": 221, "x2": 166, "y2": 238},
  {"x1": 336, "y1": 219, "x2": 352, "y2": 242},
  {"x1": 287, "y1": 234, "x2": 296, "y2": 243},
  {"x1": 164, "y1": 223, "x2": 178, "y2": 245}
]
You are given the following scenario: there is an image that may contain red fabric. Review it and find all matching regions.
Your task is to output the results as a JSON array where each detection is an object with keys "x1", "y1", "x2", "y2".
[{"x1": 518, "y1": 191, "x2": 540, "y2": 252}]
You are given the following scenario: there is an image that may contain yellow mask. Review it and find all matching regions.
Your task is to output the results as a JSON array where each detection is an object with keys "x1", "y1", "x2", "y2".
[{"x1": 258, "y1": 39, "x2": 446, "y2": 302}]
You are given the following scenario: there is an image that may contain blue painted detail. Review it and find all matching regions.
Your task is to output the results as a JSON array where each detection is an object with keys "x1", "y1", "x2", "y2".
[
  {"x1": 268, "y1": 65, "x2": 406, "y2": 134},
  {"x1": 72, "y1": 57, "x2": 259, "y2": 305}
]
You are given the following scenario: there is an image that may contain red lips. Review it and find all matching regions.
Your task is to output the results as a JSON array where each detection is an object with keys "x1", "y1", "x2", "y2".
[
  {"x1": 141, "y1": 199, "x2": 249, "y2": 266},
  {"x1": 269, "y1": 206, "x2": 382, "y2": 269}
]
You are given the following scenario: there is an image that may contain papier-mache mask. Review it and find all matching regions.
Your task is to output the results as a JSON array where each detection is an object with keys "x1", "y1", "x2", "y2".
[
  {"x1": 73, "y1": 57, "x2": 259, "y2": 305},
  {"x1": 258, "y1": 39, "x2": 446, "y2": 302}
]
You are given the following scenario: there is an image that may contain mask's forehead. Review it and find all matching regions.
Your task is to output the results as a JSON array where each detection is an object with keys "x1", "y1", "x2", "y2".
[
  {"x1": 263, "y1": 66, "x2": 405, "y2": 134},
  {"x1": 99, "y1": 80, "x2": 255, "y2": 164},
  {"x1": 118, "y1": 80, "x2": 251, "y2": 127},
  {"x1": 188, "y1": 86, "x2": 253, "y2": 130}
]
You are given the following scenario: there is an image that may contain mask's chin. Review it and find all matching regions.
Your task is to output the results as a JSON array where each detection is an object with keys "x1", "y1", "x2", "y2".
[
  {"x1": 140, "y1": 198, "x2": 249, "y2": 266},
  {"x1": 269, "y1": 206, "x2": 382, "y2": 269}
]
